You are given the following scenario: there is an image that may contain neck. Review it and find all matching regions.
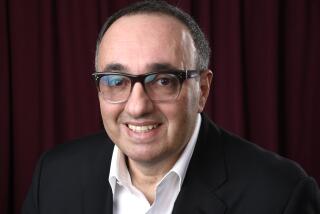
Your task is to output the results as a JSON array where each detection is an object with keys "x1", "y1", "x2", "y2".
[{"x1": 126, "y1": 152, "x2": 182, "y2": 204}]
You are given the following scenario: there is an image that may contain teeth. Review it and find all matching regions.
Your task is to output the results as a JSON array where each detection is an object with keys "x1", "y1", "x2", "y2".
[{"x1": 128, "y1": 124, "x2": 158, "y2": 132}]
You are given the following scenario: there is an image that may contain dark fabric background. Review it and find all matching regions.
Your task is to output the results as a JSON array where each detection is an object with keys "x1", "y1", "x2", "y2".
[{"x1": 1, "y1": 0, "x2": 319, "y2": 213}]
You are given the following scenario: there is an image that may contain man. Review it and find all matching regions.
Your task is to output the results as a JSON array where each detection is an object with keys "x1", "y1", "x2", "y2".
[{"x1": 23, "y1": 1, "x2": 320, "y2": 213}]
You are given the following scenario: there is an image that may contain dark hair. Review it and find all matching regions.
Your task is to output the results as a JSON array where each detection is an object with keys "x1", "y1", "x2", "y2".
[{"x1": 95, "y1": 0, "x2": 211, "y2": 70}]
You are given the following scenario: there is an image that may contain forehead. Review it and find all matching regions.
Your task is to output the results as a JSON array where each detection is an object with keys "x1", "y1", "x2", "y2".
[
  {"x1": 104, "y1": 13, "x2": 188, "y2": 44},
  {"x1": 97, "y1": 14, "x2": 195, "y2": 72}
]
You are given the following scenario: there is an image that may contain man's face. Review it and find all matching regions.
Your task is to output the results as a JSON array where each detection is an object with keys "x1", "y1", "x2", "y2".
[{"x1": 96, "y1": 14, "x2": 212, "y2": 166}]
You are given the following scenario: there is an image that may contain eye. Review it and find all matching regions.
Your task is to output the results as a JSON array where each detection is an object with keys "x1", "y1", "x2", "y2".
[
  {"x1": 101, "y1": 75, "x2": 128, "y2": 87},
  {"x1": 155, "y1": 74, "x2": 177, "y2": 86},
  {"x1": 157, "y1": 77, "x2": 171, "y2": 86},
  {"x1": 145, "y1": 73, "x2": 176, "y2": 86}
]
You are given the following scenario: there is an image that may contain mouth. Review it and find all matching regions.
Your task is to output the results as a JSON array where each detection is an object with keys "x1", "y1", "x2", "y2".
[{"x1": 127, "y1": 124, "x2": 159, "y2": 133}]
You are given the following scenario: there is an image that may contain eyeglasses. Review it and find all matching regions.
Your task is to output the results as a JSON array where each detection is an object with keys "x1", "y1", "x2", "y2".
[{"x1": 92, "y1": 70, "x2": 203, "y2": 103}]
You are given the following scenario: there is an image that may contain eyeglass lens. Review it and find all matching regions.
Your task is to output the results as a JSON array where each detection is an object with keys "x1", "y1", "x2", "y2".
[{"x1": 99, "y1": 73, "x2": 181, "y2": 103}]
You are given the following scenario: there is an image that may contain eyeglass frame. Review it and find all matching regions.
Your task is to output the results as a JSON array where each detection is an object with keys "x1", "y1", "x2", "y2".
[{"x1": 91, "y1": 69, "x2": 204, "y2": 103}]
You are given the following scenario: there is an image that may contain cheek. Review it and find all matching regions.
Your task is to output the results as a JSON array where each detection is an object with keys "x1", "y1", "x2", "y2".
[
  {"x1": 179, "y1": 83, "x2": 200, "y2": 114},
  {"x1": 99, "y1": 98, "x2": 122, "y2": 131},
  {"x1": 164, "y1": 85, "x2": 200, "y2": 138}
]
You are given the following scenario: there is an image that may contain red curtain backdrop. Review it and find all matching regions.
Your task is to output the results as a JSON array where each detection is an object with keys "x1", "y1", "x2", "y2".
[{"x1": 1, "y1": 0, "x2": 319, "y2": 213}]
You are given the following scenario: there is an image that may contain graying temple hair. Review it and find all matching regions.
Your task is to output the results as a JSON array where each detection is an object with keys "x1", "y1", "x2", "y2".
[{"x1": 95, "y1": 0, "x2": 211, "y2": 71}]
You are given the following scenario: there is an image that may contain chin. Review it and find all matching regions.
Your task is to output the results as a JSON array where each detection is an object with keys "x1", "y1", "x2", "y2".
[{"x1": 126, "y1": 150, "x2": 166, "y2": 164}]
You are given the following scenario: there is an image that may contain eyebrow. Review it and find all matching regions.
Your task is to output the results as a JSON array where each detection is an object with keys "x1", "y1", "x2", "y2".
[
  {"x1": 100, "y1": 62, "x2": 179, "y2": 73},
  {"x1": 148, "y1": 63, "x2": 178, "y2": 72},
  {"x1": 101, "y1": 63, "x2": 127, "y2": 73}
]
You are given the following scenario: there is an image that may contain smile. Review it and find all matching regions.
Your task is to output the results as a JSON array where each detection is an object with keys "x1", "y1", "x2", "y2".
[{"x1": 127, "y1": 124, "x2": 158, "y2": 133}]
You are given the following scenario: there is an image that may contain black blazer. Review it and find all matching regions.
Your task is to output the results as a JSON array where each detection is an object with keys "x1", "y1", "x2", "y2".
[{"x1": 22, "y1": 115, "x2": 320, "y2": 213}]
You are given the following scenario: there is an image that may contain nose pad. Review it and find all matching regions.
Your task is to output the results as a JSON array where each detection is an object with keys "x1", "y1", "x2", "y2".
[{"x1": 124, "y1": 82, "x2": 154, "y2": 117}]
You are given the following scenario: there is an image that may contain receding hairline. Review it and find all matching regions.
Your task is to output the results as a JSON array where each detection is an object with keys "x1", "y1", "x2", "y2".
[
  {"x1": 99, "y1": 12, "x2": 195, "y2": 51},
  {"x1": 96, "y1": 12, "x2": 197, "y2": 71},
  {"x1": 107, "y1": 11, "x2": 191, "y2": 33}
]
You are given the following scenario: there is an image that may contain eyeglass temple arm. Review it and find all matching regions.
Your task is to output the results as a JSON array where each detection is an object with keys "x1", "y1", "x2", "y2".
[{"x1": 186, "y1": 70, "x2": 204, "y2": 78}]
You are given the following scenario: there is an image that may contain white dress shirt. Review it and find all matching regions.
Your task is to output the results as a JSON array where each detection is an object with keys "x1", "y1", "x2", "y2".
[{"x1": 109, "y1": 114, "x2": 201, "y2": 214}]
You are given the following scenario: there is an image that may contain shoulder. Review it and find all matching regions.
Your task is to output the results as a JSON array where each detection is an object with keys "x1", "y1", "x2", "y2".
[
  {"x1": 200, "y1": 116, "x2": 320, "y2": 212},
  {"x1": 219, "y1": 129, "x2": 320, "y2": 212},
  {"x1": 200, "y1": 115, "x2": 308, "y2": 185},
  {"x1": 38, "y1": 131, "x2": 114, "y2": 174},
  {"x1": 23, "y1": 132, "x2": 115, "y2": 213},
  {"x1": 220, "y1": 128, "x2": 307, "y2": 186},
  {"x1": 200, "y1": 115, "x2": 311, "y2": 191},
  {"x1": 46, "y1": 131, "x2": 112, "y2": 156}
]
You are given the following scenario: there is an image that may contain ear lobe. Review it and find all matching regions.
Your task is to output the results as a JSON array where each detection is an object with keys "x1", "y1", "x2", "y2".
[{"x1": 198, "y1": 69, "x2": 213, "y2": 112}]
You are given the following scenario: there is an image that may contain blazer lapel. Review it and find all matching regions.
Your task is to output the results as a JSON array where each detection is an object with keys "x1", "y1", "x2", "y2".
[
  {"x1": 172, "y1": 115, "x2": 227, "y2": 214},
  {"x1": 82, "y1": 138, "x2": 114, "y2": 214},
  {"x1": 172, "y1": 179, "x2": 226, "y2": 214}
]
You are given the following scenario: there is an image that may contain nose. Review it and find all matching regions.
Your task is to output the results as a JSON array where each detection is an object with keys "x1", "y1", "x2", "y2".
[{"x1": 124, "y1": 82, "x2": 154, "y2": 117}]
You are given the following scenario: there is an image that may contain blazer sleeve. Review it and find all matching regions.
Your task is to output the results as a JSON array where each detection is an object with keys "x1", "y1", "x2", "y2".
[
  {"x1": 21, "y1": 153, "x2": 47, "y2": 214},
  {"x1": 283, "y1": 177, "x2": 320, "y2": 214}
]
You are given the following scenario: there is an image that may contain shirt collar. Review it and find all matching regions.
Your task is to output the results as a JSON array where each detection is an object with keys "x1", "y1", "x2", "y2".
[
  {"x1": 108, "y1": 114, "x2": 202, "y2": 194},
  {"x1": 168, "y1": 113, "x2": 201, "y2": 187},
  {"x1": 109, "y1": 146, "x2": 130, "y2": 194}
]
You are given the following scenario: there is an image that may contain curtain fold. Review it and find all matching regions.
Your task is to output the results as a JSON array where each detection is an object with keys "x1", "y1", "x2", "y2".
[{"x1": 1, "y1": 0, "x2": 319, "y2": 213}]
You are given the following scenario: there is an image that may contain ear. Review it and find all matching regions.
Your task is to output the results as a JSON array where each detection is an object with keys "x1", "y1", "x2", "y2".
[{"x1": 198, "y1": 69, "x2": 213, "y2": 112}]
